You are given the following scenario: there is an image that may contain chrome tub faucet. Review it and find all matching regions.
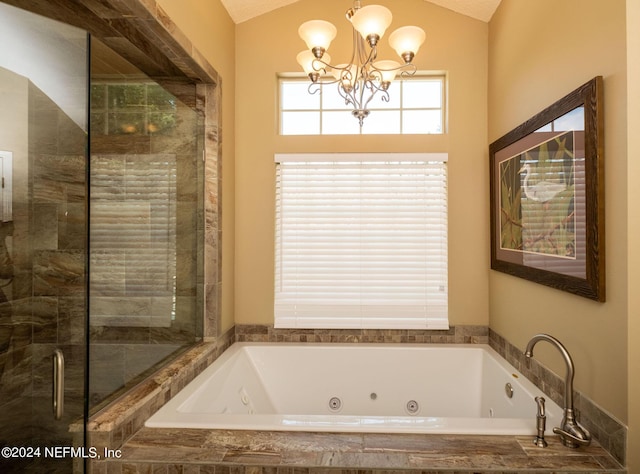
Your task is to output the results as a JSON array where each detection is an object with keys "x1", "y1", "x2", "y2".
[{"x1": 524, "y1": 333, "x2": 591, "y2": 448}]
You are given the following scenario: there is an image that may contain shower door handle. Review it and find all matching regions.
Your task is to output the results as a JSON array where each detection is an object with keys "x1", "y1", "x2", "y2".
[{"x1": 52, "y1": 349, "x2": 64, "y2": 420}]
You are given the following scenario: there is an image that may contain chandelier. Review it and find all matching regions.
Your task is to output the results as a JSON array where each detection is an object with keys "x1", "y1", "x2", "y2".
[{"x1": 296, "y1": 1, "x2": 426, "y2": 127}]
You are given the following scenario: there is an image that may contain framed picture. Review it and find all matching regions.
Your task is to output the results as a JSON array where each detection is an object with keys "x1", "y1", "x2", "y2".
[{"x1": 489, "y1": 76, "x2": 605, "y2": 301}]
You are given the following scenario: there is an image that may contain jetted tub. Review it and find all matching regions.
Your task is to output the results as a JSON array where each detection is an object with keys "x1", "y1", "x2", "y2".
[{"x1": 145, "y1": 343, "x2": 562, "y2": 435}]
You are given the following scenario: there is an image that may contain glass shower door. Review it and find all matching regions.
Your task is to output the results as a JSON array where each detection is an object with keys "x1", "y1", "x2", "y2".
[{"x1": 0, "y1": 3, "x2": 88, "y2": 473}]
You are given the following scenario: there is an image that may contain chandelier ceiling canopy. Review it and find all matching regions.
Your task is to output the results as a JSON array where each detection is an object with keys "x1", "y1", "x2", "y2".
[{"x1": 296, "y1": 0, "x2": 426, "y2": 127}]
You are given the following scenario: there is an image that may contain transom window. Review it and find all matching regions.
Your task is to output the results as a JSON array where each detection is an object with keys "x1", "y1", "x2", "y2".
[
  {"x1": 279, "y1": 75, "x2": 445, "y2": 135},
  {"x1": 91, "y1": 81, "x2": 177, "y2": 136}
]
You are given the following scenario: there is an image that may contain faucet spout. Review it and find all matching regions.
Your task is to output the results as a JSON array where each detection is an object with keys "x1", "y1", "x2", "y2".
[
  {"x1": 524, "y1": 334, "x2": 575, "y2": 411},
  {"x1": 524, "y1": 334, "x2": 591, "y2": 448}
]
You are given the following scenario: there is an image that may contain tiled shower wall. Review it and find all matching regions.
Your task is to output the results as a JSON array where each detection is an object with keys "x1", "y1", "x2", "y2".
[
  {"x1": 0, "y1": 80, "x2": 87, "y2": 451},
  {"x1": 30, "y1": 82, "x2": 87, "y2": 446},
  {"x1": 88, "y1": 79, "x2": 204, "y2": 409},
  {"x1": 85, "y1": 76, "x2": 223, "y2": 448}
]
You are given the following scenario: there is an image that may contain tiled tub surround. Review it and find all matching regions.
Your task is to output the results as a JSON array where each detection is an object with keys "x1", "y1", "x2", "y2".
[
  {"x1": 87, "y1": 325, "x2": 626, "y2": 473},
  {"x1": 91, "y1": 429, "x2": 623, "y2": 473},
  {"x1": 83, "y1": 327, "x2": 235, "y2": 454},
  {"x1": 235, "y1": 324, "x2": 491, "y2": 344},
  {"x1": 488, "y1": 330, "x2": 627, "y2": 465}
]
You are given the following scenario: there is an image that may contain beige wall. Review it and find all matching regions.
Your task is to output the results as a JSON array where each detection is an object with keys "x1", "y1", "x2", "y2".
[
  {"x1": 488, "y1": 0, "x2": 628, "y2": 425},
  {"x1": 627, "y1": 0, "x2": 640, "y2": 470},
  {"x1": 234, "y1": 0, "x2": 490, "y2": 327},
  {"x1": 156, "y1": 0, "x2": 236, "y2": 332}
]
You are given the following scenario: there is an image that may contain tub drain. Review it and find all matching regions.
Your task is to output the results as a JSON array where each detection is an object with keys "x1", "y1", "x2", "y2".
[
  {"x1": 406, "y1": 400, "x2": 420, "y2": 415},
  {"x1": 328, "y1": 397, "x2": 342, "y2": 411}
]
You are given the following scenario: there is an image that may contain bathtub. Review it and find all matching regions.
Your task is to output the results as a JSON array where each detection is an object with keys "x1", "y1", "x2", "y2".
[{"x1": 145, "y1": 343, "x2": 562, "y2": 435}]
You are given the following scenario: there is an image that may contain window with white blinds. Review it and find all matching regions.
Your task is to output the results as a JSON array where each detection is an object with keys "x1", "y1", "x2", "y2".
[
  {"x1": 274, "y1": 153, "x2": 448, "y2": 329},
  {"x1": 90, "y1": 154, "x2": 177, "y2": 327}
]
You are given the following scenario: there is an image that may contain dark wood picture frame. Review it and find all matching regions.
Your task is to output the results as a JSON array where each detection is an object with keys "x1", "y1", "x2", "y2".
[{"x1": 489, "y1": 76, "x2": 605, "y2": 301}]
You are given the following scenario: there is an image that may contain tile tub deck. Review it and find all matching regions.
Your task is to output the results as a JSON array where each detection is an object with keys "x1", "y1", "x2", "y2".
[{"x1": 90, "y1": 427, "x2": 625, "y2": 473}]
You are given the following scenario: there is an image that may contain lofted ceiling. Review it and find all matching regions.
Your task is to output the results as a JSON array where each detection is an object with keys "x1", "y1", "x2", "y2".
[{"x1": 220, "y1": 0, "x2": 502, "y2": 24}]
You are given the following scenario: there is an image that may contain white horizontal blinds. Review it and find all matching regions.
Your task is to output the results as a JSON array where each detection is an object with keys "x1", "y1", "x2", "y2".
[
  {"x1": 90, "y1": 154, "x2": 177, "y2": 299},
  {"x1": 275, "y1": 154, "x2": 448, "y2": 329}
]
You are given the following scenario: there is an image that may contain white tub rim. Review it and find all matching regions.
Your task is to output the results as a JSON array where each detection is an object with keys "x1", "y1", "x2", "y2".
[{"x1": 145, "y1": 342, "x2": 560, "y2": 435}]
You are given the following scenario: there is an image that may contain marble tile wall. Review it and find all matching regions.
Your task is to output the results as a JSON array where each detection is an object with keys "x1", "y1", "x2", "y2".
[
  {"x1": 31, "y1": 80, "x2": 87, "y2": 436},
  {"x1": 88, "y1": 78, "x2": 205, "y2": 410},
  {"x1": 199, "y1": 81, "x2": 223, "y2": 341},
  {"x1": 235, "y1": 324, "x2": 489, "y2": 344},
  {"x1": 82, "y1": 30, "x2": 223, "y2": 469},
  {"x1": 0, "y1": 79, "x2": 87, "y2": 473}
]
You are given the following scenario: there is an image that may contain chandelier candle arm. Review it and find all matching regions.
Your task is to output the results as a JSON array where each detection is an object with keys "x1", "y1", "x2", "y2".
[
  {"x1": 332, "y1": 64, "x2": 358, "y2": 92},
  {"x1": 296, "y1": 1, "x2": 426, "y2": 127}
]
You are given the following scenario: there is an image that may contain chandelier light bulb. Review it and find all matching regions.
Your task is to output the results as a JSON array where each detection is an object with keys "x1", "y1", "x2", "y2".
[
  {"x1": 297, "y1": 50, "x2": 331, "y2": 79},
  {"x1": 389, "y1": 26, "x2": 426, "y2": 63},
  {"x1": 350, "y1": 5, "x2": 392, "y2": 46},
  {"x1": 373, "y1": 60, "x2": 401, "y2": 83},
  {"x1": 298, "y1": 20, "x2": 337, "y2": 58}
]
